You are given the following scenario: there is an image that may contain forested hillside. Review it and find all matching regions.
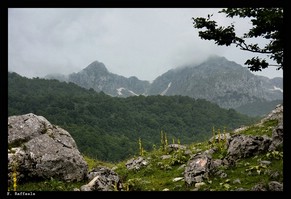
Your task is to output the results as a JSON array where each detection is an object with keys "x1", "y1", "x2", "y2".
[{"x1": 8, "y1": 72, "x2": 259, "y2": 162}]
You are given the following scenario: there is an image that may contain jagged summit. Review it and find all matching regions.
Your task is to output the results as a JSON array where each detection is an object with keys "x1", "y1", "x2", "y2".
[
  {"x1": 67, "y1": 60, "x2": 150, "y2": 96},
  {"x1": 83, "y1": 61, "x2": 109, "y2": 74}
]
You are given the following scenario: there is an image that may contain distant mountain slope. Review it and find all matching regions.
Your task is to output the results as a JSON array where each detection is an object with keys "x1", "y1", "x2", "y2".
[
  {"x1": 68, "y1": 61, "x2": 150, "y2": 97},
  {"x1": 147, "y1": 56, "x2": 283, "y2": 109},
  {"x1": 45, "y1": 56, "x2": 283, "y2": 116}
]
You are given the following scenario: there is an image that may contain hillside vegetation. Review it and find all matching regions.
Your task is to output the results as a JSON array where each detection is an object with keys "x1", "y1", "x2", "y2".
[
  {"x1": 11, "y1": 108, "x2": 283, "y2": 191},
  {"x1": 8, "y1": 72, "x2": 258, "y2": 162}
]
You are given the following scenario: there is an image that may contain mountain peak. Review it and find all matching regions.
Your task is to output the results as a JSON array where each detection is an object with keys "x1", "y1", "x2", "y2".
[
  {"x1": 205, "y1": 55, "x2": 232, "y2": 65},
  {"x1": 84, "y1": 61, "x2": 108, "y2": 73},
  {"x1": 199, "y1": 55, "x2": 242, "y2": 71}
]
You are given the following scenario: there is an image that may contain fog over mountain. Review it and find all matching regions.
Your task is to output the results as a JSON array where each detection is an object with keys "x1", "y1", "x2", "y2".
[{"x1": 8, "y1": 8, "x2": 283, "y2": 81}]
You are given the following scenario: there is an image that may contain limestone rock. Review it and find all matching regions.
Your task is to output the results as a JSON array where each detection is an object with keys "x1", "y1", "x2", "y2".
[{"x1": 8, "y1": 113, "x2": 88, "y2": 184}]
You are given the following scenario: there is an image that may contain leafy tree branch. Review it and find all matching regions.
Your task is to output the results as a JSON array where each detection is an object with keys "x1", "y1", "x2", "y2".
[{"x1": 192, "y1": 8, "x2": 283, "y2": 71}]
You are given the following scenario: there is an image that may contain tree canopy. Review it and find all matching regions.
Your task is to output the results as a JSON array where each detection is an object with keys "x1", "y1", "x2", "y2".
[{"x1": 192, "y1": 8, "x2": 283, "y2": 72}]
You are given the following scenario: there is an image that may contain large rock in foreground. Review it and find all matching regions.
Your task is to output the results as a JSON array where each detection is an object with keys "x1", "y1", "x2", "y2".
[{"x1": 8, "y1": 113, "x2": 88, "y2": 184}]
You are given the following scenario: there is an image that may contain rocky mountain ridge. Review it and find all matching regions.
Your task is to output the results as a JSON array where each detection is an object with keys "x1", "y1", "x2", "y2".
[
  {"x1": 45, "y1": 56, "x2": 283, "y2": 115},
  {"x1": 147, "y1": 56, "x2": 282, "y2": 109}
]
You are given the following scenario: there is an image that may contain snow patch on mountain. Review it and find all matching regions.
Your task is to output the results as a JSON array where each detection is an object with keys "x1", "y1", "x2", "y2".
[
  {"x1": 117, "y1": 87, "x2": 125, "y2": 95},
  {"x1": 129, "y1": 90, "x2": 138, "y2": 96},
  {"x1": 117, "y1": 87, "x2": 139, "y2": 96},
  {"x1": 269, "y1": 86, "x2": 283, "y2": 93},
  {"x1": 160, "y1": 82, "x2": 172, "y2": 96}
]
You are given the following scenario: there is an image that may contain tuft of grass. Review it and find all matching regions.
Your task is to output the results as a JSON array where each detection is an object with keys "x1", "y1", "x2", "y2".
[
  {"x1": 83, "y1": 155, "x2": 115, "y2": 170},
  {"x1": 239, "y1": 119, "x2": 278, "y2": 137}
]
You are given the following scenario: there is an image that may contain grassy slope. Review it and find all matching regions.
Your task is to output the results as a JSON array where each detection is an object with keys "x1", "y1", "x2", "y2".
[{"x1": 11, "y1": 118, "x2": 282, "y2": 192}]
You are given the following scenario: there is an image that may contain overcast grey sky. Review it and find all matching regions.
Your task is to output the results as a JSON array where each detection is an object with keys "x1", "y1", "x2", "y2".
[{"x1": 8, "y1": 8, "x2": 283, "y2": 81}]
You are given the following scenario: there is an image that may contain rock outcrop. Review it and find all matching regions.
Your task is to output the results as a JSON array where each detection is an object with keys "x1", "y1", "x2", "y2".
[
  {"x1": 182, "y1": 104, "x2": 283, "y2": 190},
  {"x1": 8, "y1": 113, "x2": 88, "y2": 185},
  {"x1": 80, "y1": 166, "x2": 123, "y2": 191}
]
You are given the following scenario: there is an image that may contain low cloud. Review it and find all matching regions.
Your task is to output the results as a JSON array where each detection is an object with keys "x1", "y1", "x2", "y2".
[{"x1": 8, "y1": 8, "x2": 282, "y2": 81}]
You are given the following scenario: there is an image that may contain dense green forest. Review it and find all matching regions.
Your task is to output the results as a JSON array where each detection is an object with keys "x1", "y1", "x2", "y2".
[{"x1": 8, "y1": 72, "x2": 259, "y2": 162}]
